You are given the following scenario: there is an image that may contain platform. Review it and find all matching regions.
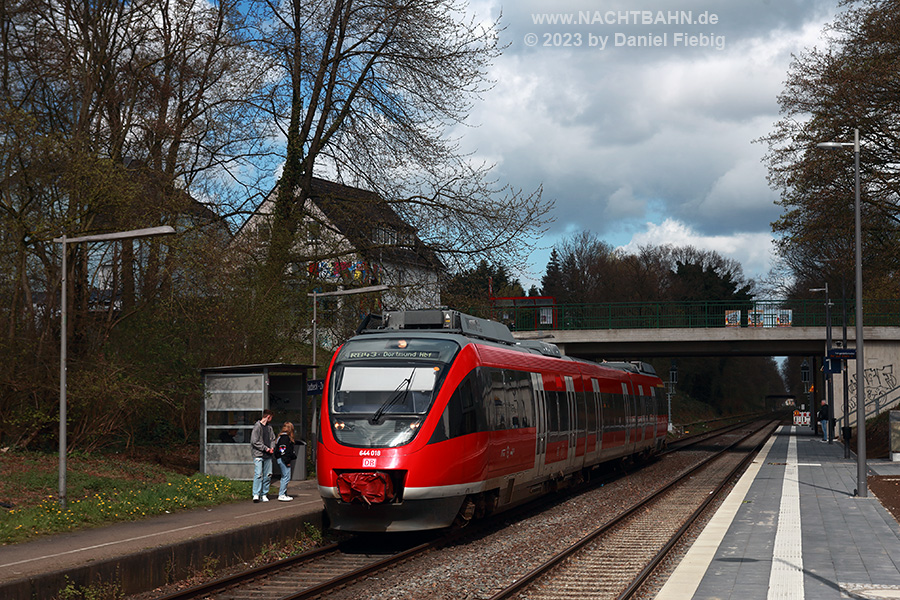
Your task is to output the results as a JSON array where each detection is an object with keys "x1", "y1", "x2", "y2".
[
  {"x1": 657, "y1": 425, "x2": 900, "y2": 600},
  {"x1": 0, "y1": 479, "x2": 325, "y2": 600}
]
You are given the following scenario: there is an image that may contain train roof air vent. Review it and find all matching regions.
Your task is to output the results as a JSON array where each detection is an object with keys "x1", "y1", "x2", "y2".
[
  {"x1": 517, "y1": 340, "x2": 562, "y2": 358},
  {"x1": 360, "y1": 309, "x2": 516, "y2": 345}
]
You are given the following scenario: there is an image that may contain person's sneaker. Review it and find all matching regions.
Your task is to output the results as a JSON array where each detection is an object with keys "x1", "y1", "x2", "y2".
[
  {"x1": 260, "y1": 495, "x2": 269, "y2": 502},
  {"x1": 278, "y1": 495, "x2": 293, "y2": 502},
  {"x1": 253, "y1": 495, "x2": 260, "y2": 503}
]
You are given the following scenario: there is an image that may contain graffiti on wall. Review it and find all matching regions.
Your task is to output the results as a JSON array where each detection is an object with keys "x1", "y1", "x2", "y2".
[
  {"x1": 308, "y1": 260, "x2": 379, "y2": 283},
  {"x1": 847, "y1": 364, "x2": 897, "y2": 411}
]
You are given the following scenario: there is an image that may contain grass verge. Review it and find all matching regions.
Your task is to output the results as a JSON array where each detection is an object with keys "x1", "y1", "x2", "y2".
[{"x1": 0, "y1": 449, "x2": 249, "y2": 545}]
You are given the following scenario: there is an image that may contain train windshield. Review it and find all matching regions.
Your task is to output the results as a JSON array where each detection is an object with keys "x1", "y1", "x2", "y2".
[{"x1": 328, "y1": 338, "x2": 459, "y2": 448}]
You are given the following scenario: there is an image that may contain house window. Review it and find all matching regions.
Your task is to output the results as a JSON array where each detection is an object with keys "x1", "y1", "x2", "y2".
[{"x1": 374, "y1": 226, "x2": 397, "y2": 246}]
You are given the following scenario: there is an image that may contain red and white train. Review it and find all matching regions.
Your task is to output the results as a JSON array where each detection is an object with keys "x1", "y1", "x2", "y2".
[{"x1": 316, "y1": 309, "x2": 667, "y2": 532}]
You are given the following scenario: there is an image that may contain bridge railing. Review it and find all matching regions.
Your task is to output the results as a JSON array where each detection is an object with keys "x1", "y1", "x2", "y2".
[{"x1": 466, "y1": 299, "x2": 900, "y2": 332}]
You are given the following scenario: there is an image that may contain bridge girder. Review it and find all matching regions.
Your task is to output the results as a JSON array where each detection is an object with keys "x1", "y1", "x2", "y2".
[{"x1": 511, "y1": 326, "x2": 900, "y2": 361}]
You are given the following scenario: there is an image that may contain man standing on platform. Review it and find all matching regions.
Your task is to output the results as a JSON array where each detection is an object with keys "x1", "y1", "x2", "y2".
[
  {"x1": 817, "y1": 400, "x2": 829, "y2": 442},
  {"x1": 251, "y1": 409, "x2": 275, "y2": 502}
]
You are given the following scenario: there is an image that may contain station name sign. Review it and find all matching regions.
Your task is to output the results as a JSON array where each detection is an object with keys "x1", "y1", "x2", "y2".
[{"x1": 828, "y1": 348, "x2": 857, "y2": 360}]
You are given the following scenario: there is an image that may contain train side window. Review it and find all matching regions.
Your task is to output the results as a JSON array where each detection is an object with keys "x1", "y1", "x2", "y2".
[
  {"x1": 585, "y1": 389, "x2": 596, "y2": 433},
  {"x1": 489, "y1": 369, "x2": 508, "y2": 430},
  {"x1": 428, "y1": 369, "x2": 482, "y2": 444},
  {"x1": 512, "y1": 370, "x2": 533, "y2": 428},
  {"x1": 601, "y1": 393, "x2": 611, "y2": 431},
  {"x1": 576, "y1": 390, "x2": 587, "y2": 434},
  {"x1": 556, "y1": 390, "x2": 569, "y2": 431},
  {"x1": 547, "y1": 390, "x2": 560, "y2": 432}
]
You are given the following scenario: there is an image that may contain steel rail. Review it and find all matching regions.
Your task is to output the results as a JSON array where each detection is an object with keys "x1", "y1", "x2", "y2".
[
  {"x1": 485, "y1": 419, "x2": 779, "y2": 600},
  {"x1": 617, "y1": 420, "x2": 779, "y2": 599},
  {"x1": 153, "y1": 543, "x2": 341, "y2": 600}
]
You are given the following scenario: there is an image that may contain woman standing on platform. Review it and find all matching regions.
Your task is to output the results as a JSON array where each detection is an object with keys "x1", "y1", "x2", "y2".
[{"x1": 274, "y1": 422, "x2": 297, "y2": 501}]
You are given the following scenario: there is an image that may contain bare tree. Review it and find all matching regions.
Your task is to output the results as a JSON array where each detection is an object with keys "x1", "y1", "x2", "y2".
[
  {"x1": 761, "y1": 0, "x2": 900, "y2": 295},
  {"x1": 0, "y1": 0, "x2": 272, "y2": 449},
  {"x1": 248, "y1": 0, "x2": 552, "y2": 282}
]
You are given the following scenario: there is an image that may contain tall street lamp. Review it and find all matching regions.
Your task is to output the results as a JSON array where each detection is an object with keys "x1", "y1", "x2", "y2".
[
  {"x1": 54, "y1": 226, "x2": 176, "y2": 507},
  {"x1": 817, "y1": 128, "x2": 866, "y2": 497},
  {"x1": 308, "y1": 284, "x2": 389, "y2": 378},
  {"x1": 667, "y1": 361, "x2": 677, "y2": 433},
  {"x1": 810, "y1": 284, "x2": 834, "y2": 444}
]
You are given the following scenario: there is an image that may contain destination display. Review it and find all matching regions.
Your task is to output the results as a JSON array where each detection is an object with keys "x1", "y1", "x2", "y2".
[{"x1": 346, "y1": 350, "x2": 441, "y2": 360}]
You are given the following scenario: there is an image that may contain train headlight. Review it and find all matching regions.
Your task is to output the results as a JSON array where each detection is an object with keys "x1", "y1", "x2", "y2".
[
  {"x1": 409, "y1": 420, "x2": 421, "y2": 430},
  {"x1": 334, "y1": 420, "x2": 347, "y2": 430}
]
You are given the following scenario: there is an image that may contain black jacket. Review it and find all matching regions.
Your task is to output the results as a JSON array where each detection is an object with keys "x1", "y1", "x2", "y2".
[{"x1": 274, "y1": 434, "x2": 296, "y2": 465}]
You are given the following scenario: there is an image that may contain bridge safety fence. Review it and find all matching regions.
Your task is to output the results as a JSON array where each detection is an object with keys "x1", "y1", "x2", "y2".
[{"x1": 465, "y1": 299, "x2": 900, "y2": 332}]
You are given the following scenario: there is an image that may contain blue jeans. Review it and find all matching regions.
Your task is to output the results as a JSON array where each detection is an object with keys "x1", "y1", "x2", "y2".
[
  {"x1": 820, "y1": 420, "x2": 829, "y2": 441},
  {"x1": 277, "y1": 457, "x2": 292, "y2": 496},
  {"x1": 253, "y1": 456, "x2": 272, "y2": 497}
]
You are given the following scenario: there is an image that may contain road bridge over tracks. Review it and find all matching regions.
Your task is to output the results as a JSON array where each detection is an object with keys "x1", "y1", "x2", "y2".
[
  {"x1": 477, "y1": 298, "x2": 900, "y2": 360},
  {"x1": 468, "y1": 298, "x2": 900, "y2": 429}
]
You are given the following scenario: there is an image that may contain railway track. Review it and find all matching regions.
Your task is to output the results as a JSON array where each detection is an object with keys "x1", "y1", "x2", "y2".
[
  {"x1": 486, "y1": 419, "x2": 779, "y2": 600},
  {"x1": 153, "y1": 534, "x2": 440, "y2": 600},
  {"x1": 151, "y1": 419, "x2": 780, "y2": 600}
]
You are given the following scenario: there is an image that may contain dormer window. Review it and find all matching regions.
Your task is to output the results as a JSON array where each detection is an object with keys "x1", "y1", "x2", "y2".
[{"x1": 374, "y1": 226, "x2": 397, "y2": 246}]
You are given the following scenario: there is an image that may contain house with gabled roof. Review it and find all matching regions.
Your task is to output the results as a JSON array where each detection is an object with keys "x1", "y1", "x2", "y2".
[{"x1": 236, "y1": 177, "x2": 443, "y2": 311}]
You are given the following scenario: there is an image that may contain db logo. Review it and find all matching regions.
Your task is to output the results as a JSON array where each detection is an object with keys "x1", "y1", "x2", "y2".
[{"x1": 362, "y1": 458, "x2": 376, "y2": 468}]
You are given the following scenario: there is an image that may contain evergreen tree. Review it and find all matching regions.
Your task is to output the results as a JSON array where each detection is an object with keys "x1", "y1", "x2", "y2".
[{"x1": 541, "y1": 249, "x2": 564, "y2": 301}]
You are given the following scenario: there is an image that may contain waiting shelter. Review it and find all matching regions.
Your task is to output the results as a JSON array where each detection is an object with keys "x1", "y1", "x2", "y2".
[{"x1": 200, "y1": 363, "x2": 318, "y2": 481}]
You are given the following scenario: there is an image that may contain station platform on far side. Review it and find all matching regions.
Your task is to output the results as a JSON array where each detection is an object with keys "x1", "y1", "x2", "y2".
[
  {"x1": 656, "y1": 424, "x2": 900, "y2": 600},
  {"x1": 0, "y1": 478, "x2": 325, "y2": 600}
]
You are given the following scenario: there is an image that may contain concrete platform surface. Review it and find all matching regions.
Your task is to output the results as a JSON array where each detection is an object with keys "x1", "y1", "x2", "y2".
[
  {"x1": 657, "y1": 425, "x2": 900, "y2": 600},
  {"x1": 0, "y1": 478, "x2": 324, "y2": 599}
]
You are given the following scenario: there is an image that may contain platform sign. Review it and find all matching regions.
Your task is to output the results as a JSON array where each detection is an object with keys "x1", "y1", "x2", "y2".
[
  {"x1": 307, "y1": 379, "x2": 325, "y2": 395},
  {"x1": 793, "y1": 410, "x2": 811, "y2": 426},
  {"x1": 828, "y1": 348, "x2": 857, "y2": 360}
]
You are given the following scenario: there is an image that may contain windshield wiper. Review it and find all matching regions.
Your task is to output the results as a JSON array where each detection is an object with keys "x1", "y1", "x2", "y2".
[{"x1": 371, "y1": 373, "x2": 413, "y2": 424}]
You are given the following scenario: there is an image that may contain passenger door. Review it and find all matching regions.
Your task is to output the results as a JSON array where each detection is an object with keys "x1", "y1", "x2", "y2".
[
  {"x1": 564, "y1": 376, "x2": 578, "y2": 472},
  {"x1": 532, "y1": 373, "x2": 549, "y2": 476},
  {"x1": 622, "y1": 381, "x2": 635, "y2": 455}
]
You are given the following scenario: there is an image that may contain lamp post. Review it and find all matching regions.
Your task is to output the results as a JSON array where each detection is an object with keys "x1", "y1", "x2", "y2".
[
  {"x1": 801, "y1": 359, "x2": 810, "y2": 413},
  {"x1": 308, "y1": 284, "x2": 389, "y2": 378},
  {"x1": 841, "y1": 278, "x2": 851, "y2": 459},
  {"x1": 54, "y1": 225, "x2": 175, "y2": 508},
  {"x1": 810, "y1": 284, "x2": 834, "y2": 443},
  {"x1": 817, "y1": 128, "x2": 866, "y2": 497},
  {"x1": 667, "y1": 361, "x2": 677, "y2": 433}
]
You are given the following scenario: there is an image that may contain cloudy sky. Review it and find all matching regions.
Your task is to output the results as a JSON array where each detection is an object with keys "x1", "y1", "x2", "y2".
[{"x1": 455, "y1": 0, "x2": 840, "y2": 288}]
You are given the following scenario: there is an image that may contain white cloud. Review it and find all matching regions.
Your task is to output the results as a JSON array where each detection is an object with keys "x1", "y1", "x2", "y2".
[
  {"x1": 454, "y1": 1, "x2": 838, "y2": 287},
  {"x1": 619, "y1": 219, "x2": 775, "y2": 280}
]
